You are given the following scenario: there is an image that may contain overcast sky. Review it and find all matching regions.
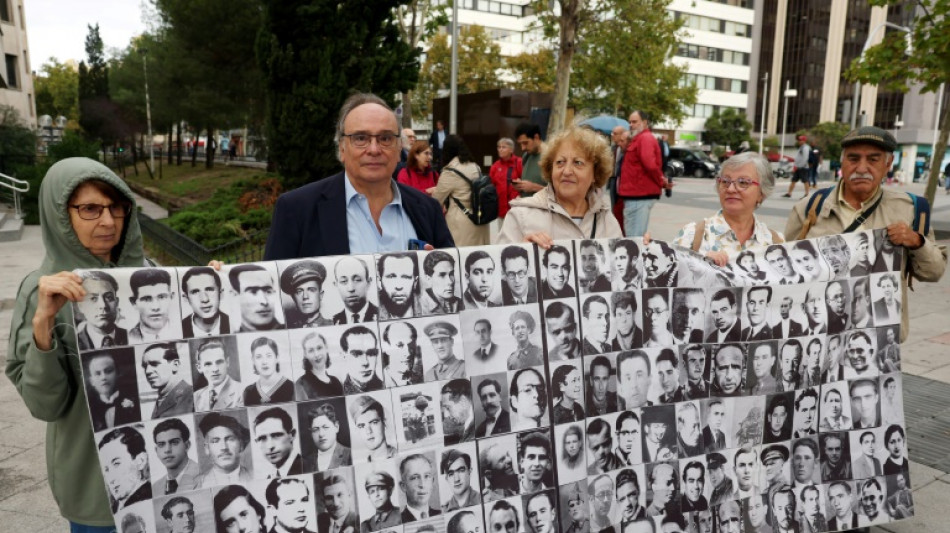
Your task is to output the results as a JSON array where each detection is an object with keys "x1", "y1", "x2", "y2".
[{"x1": 25, "y1": 0, "x2": 150, "y2": 70}]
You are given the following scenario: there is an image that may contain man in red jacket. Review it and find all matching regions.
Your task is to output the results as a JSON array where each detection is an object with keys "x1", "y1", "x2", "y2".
[
  {"x1": 489, "y1": 137, "x2": 522, "y2": 220},
  {"x1": 617, "y1": 110, "x2": 670, "y2": 236}
]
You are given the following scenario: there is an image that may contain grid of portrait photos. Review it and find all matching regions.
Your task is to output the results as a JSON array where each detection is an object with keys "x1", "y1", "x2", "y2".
[{"x1": 72, "y1": 228, "x2": 913, "y2": 533}]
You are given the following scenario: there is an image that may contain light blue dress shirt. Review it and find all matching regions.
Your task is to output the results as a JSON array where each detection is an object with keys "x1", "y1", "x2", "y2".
[{"x1": 344, "y1": 174, "x2": 418, "y2": 254}]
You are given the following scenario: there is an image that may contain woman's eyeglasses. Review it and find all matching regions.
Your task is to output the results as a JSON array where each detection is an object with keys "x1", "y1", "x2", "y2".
[
  {"x1": 716, "y1": 177, "x2": 760, "y2": 191},
  {"x1": 70, "y1": 203, "x2": 132, "y2": 220}
]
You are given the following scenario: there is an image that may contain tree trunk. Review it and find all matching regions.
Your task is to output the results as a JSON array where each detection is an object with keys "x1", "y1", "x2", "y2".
[
  {"x1": 924, "y1": 101, "x2": 950, "y2": 207},
  {"x1": 548, "y1": 0, "x2": 582, "y2": 138},
  {"x1": 167, "y1": 125, "x2": 174, "y2": 165},
  {"x1": 190, "y1": 127, "x2": 199, "y2": 167},
  {"x1": 177, "y1": 123, "x2": 184, "y2": 166},
  {"x1": 206, "y1": 126, "x2": 216, "y2": 169},
  {"x1": 402, "y1": 92, "x2": 413, "y2": 128}
]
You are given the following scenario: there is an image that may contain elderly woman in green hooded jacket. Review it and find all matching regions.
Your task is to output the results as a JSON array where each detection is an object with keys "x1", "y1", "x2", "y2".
[{"x1": 6, "y1": 158, "x2": 156, "y2": 531}]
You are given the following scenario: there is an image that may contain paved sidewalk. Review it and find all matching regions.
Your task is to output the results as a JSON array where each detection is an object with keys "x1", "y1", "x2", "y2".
[{"x1": 0, "y1": 178, "x2": 947, "y2": 532}]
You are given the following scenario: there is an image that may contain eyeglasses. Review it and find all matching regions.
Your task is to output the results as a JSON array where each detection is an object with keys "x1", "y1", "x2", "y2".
[
  {"x1": 349, "y1": 349, "x2": 380, "y2": 358},
  {"x1": 70, "y1": 203, "x2": 132, "y2": 220},
  {"x1": 505, "y1": 270, "x2": 528, "y2": 281},
  {"x1": 594, "y1": 490, "x2": 614, "y2": 502},
  {"x1": 716, "y1": 177, "x2": 760, "y2": 191},
  {"x1": 341, "y1": 132, "x2": 399, "y2": 148}
]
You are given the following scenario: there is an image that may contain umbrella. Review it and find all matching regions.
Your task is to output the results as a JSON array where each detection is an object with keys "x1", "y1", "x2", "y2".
[{"x1": 579, "y1": 115, "x2": 628, "y2": 135}]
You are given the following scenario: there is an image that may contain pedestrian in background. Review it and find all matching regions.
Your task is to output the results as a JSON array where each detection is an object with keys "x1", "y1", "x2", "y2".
[
  {"x1": 431, "y1": 135, "x2": 491, "y2": 246},
  {"x1": 617, "y1": 110, "x2": 670, "y2": 237},
  {"x1": 397, "y1": 140, "x2": 439, "y2": 195},
  {"x1": 513, "y1": 122, "x2": 546, "y2": 196},
  {"x1": 489, "y1": 137, "x2": 522, "y2": 220},
  {"x1": 783, "y1": 135, "x2": 812, "y2": 198}
]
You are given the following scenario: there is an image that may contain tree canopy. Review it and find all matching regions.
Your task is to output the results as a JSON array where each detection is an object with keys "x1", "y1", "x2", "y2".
[
  {"x1": 34, "y1": 59, "x2": 80, "y2": 127},
  {"x1": 845, "y1": 0, "x2": 949, "y2": 204},
  {"x1": 412, "y1": 25, "x2": 504, "y2": 122},
  {"x1": 702, "y1": 108, "x2": 752, "y2": 150},
  {"x1": 258, "y1": 0, "x2": 420, "y2": 188},
  {"x1": 506, "y1": 48, "x2": 556, "y2": 93}
]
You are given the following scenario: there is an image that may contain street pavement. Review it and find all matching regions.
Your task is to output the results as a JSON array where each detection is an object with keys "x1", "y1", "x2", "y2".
[{"x1": 0, "y1": 178, "x2": 948, "y2": 532}]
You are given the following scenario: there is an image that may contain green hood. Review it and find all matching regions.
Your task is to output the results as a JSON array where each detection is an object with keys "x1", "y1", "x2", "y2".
[{"x1": 38, "y1": 157, "x2": 145, "y2": 273}]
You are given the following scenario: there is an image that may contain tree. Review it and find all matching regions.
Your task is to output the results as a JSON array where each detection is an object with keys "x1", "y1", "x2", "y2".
[
  {"x1": 411, "y1": 25, "x2": 503, "y2": 122},
  {"x1": 803, "y1": 122, "x2": 850, "y2": 164},
  {"x1": 702, "y1": 108, "x2": 752, "y2": 150},
  {"x1": 394, "y1": 0, "x2": 447, "y2": 126},
  {"x1": 506, "y1": 48, "x2": 556, "y2": 93},
  {"x1": 258, "y1": 0, "x2": 420, "y2": 188},
  {"x1": 535, "y1": 0, "x2": 695, "y2": 134},
  {"x1": 33, "y1": 59, "x2": 80, "y2": 127},
  {"x1": 78, "y1": 24, "x2": 119, "y2": 145},
  {"x1": 845, "y1": 0, "x2": 949, "y2": 205}
]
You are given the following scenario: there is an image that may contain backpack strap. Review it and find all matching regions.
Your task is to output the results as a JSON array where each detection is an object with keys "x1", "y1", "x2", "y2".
[
  {"x1": 443, "y1": 167, "x2": 475, "y2": 216},
  {"x1": 907, "y1": 192, "x2": 930, "y2": 235},
  {"x1": 797, "y1": 187, "x2": 834, "y2": 240},
  {"x1": 770, "y1": 229, "x2": 784, "y2": 244},
  {"x1": 691, "y1": 220, "x2": 705, "y2": 252}
]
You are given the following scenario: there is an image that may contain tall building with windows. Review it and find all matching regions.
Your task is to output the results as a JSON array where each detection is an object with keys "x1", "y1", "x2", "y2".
[
  {"x1": 663, "y1": 0, "x2": 755, "y2": 144},
  {"x1": 0, "y1": 0, "x2": 35, "y2": 128},
  {"x1": 749, "y1": 0, "x2": 947, "y2": 176}
]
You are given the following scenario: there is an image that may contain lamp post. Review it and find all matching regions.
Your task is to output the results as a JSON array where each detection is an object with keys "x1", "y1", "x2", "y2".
[
  {"x1": 449, "y1": 0, "x2": 458, "y2": 134},
  {"x1": 759, "y1": 71, "x2": 769, "y2": 155},
  {"x1": 851, "y1": 22, "x2": 913, "y2": 129},
  {"x1": 780, "y1": 80, "x2": 797, "y2": 162}
]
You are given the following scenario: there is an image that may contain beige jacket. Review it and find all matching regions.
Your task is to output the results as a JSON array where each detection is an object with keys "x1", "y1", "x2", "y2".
[
  {"x1": 497, "y1": 185, "x2": 622, "y2": 244},
  {"x1": 431, "y1": 158, "x2": 491, "y2": 247},
  {"x1": 785, "y1": 185, "x2": 947, "y2": 341}
]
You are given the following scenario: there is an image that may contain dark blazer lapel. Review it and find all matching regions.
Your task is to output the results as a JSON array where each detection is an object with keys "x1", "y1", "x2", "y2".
[{"x1": 319, "y1": 173, "x2": 350, "y2": 256}]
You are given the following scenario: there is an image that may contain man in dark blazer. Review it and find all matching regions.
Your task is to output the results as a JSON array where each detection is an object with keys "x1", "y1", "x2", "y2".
[
  {"x1": 771, "y1": 296, "x2": 804, "y2": 338},
  {"x1": 330, "y1": 256, "x2": 378, "y2": 325},
  {"x1": 429, "y1": 120, "x2": 446, "y2": 170},
  {"x1": 180, "y1": 266, "x2": 230, "y2": 338},
  {"x1": 317, "y1": 473, "x2": 360, "y2": 533},
  {"x1": 475, "y1": 379, "x2": 511, "y2": 437},
  {"x1": 706, "y1": 289, "x2": 741, "y2": 343},
  {"x1": 399, "y1": 454, "x2": 442, "y2": 522},
  {"x1": 264, "y1": 94, "x2": 454, "y2": 261}
]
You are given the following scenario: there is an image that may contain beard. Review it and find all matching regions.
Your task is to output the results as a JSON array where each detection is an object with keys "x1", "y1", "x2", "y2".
[{"x1": 380, "y1": 290, "x2": 413, "y2": 316}]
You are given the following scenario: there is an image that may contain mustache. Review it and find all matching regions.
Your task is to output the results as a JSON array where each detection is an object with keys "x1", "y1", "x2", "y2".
[{"x1": 849, "y1": 172, "x2": 874, "y2": 180}]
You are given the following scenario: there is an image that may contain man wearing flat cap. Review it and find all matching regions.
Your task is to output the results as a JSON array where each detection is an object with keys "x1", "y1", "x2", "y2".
[
  {"x1": 786, "y1": 126, "x2": 947, "y2": 342},
  {"x1": 423, "y1": 321, "x2": 465, "y2": 380},
  {"x1": 281, "y1": 260, "x2": 333, "y2": 328},
  {"x1": 360, "y1": 471, "x2": 402, "y2": 532},
  {"x1": 707, "y1": 452, "x2": 735, "y2": 506}
]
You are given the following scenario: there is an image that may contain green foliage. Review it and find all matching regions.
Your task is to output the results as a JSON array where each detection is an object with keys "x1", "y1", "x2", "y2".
[
  {"x1": 166, "y1": 180, "x2": 274, "y2": 247},
  {"x1": 394, "y1": 0, "x2": 448, "y2": 125},
  {"x1": 845, "y1": 0, "x2": 949, "y2": 204},
  {"x1": 258, "y1": 0, "x2": 420, "y2": 188},
  {"x1": 413, "y1": 26, "x2": 504, "y2": 121},
  {"x1": 0, "y1": 105, "x2": 37, "y2": 161},
  {"x1": 702, "y1": 108, "x2": 753, "y2": 149},
  {"x1": 506, "y1": 49, "x2": 556, "y2": 93},
  {"x1": 535, "y1": 0, "x2": 696, "y2": 126},
  {"x1": 78, "y1": 24, "x2": 117, "y2": 143},
  {"x1": 763, "y1": 135, "x2": 780, "y2": 151},
  {"x1": 33, "y1": 59, "x2": 80, "y2": 126},
  {"x1": 803, "y1": 122, "x2": 850, "y2": 164},
  {"x1": 16, "y1": 130, "x2": 100, "y2": 225}
]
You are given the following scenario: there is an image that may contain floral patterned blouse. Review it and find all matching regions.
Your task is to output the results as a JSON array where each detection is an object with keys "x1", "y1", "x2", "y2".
[{"x1": 672, "y1": 209, "x2": 784, "y2": 255}]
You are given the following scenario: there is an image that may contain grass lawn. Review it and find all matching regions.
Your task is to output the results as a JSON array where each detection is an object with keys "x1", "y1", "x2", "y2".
[{"x1": 121, "y1": 160, "x2": 276, "y2": 203}]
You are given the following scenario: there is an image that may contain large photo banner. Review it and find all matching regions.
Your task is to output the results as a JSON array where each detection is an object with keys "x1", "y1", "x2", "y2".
[{"x1": 72, "y1": 229, "x2": 911, "y2": 533}]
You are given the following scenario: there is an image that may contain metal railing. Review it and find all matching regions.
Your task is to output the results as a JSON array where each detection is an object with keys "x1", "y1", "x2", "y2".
[
  {"x1": 138, "y1": 212, "x2": 268, "y2": 266},
  {"x1": 0, "y1": 172, "x2": 29, "y2": 219}
]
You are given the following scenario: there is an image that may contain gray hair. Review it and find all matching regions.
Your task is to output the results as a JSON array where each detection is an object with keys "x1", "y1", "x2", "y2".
[
  {"x1": 718, "y1": 151, "x2": 775, "y2": 203},
  {"x1": 497, "y1": 137, "x2": 514, "y2": 149},
  {"x1": 334, "y1": 93, "x2": 399, "y2": 156}
]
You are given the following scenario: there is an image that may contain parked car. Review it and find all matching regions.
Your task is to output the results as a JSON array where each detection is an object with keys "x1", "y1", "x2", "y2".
[
  {"x1": 664, "y1": 159, "x2": 684, "y2": 178},
  {"x1": 669, "y1": 147, "x2": 720, "y2": 178}
]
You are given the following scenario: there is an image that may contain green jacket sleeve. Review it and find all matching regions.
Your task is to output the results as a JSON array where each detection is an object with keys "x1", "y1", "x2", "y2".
[{"x1": 5, "y1": 274, "x2": 78, "y2": 422}]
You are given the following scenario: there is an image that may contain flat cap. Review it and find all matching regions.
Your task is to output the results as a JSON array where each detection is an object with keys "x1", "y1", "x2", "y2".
[
  {"x1": 760, "y1": 444, "x2": 790, "y2": 464},
  {"x1": 424, "y1": 321, "x2": 458, "y2": 339},
  {"x1": 707, "y1": 452, "x2": 727, "y2": 469},
  {"x1": 641, "y1": 408, "x2": 668, "y2": 426},
  {"x1": 280, "y1": 260, "x2": 326, "y2": 294},
  {"x1": 841, "y1": 126, "x2": 897, "y2": 152},
  {"x1": 364, "y1": 471, "x2": 395, "y2": 490}
]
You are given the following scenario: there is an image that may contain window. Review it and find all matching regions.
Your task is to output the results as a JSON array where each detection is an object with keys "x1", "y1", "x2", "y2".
[
  {"x1": 5, "y1": 54, "x2": 18, "y2": 89},
  {"x1": 0, "y1": 0, "x2": 10, "y2": 22}
]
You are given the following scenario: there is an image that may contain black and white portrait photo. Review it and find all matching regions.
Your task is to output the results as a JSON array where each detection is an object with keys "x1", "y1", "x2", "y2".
[
  {"x1": 97, "y1": 425, "x2": 153, "y2": 512},
  {"x1": 871, "y1": 272, "x2": 901, "y2": 326},
  {"x1": 844, "y1": 330, "x2": 880, "y2": 380},
  {"x1": 460, "y1": 313, "x2": 504, "y2": 376},
  {"x1": 247, "y1": 404, "x2": 304, "y2": 478},
  {"x1": 297, "y1": 398, "x2": 352, "y2": 472},
  {"x1": 237, "y1": 332, "x2": 295, "y2": 406},
  {"x1": 288, "y1": 328, "x2": 344, "y2": 400},
  {"x1": 74, "y1": 270, "x2": 128, "y2": 350},
  {"x1": 672, "y1": 288, "x2": 705, "y2": 345},
  {"x1": 508, "y1": 366, "x2": 550, "y2": 431},
  {"x1": 762, "y1": 392, "x2": 793, "y2": 444},
  {"x1": 194, "y1": 409, "x2": 253, "y2": 488},
  {"x1": 610, "y1": 238, "x2": 642, "y2": 291},
  {"x1": 553, "y1": 423, "x2": 586, "y2": 483},
  {"x1": 147, "y1": 416, "x2": 201, "y2": 497},
  {"x1": 315, "y1": 468, "x2": 361, "y2": 533},
  {"x1": 277, "y1": 258, "x2": 333, "y2": 328},
  {"x1": 353, "y1": 458, "x2": 403, "y2": 531},
  {"x1": 729, "y1": 395, "x2": 764, "y2": 449},
  {"x1": 747, "y1": 340, "x2": 779, "y2": 395},
  {"x1": 178, "y1": 266, "x2": 231, "y2": 338},
  {"x1": 83, "y1": 347, "x2": 142, "y2": 431},
  {"x1": 125, "y1": 268, "x2": 184, "y2": 345},
  {"x1": 581, "y1": 294, "x2": 611, "y2": 355},
  {"x1": 189, "y1": 336, "x2": 243, "y2": 412},
  {"x1": 792, "y1": 387, "x2": 819, "y2": 437},
  {"x1": 710, "y1": 343, "x2": 746, "y2": 397},
  {"x1": 788, "y1": 239, "x2": 831, "y2": 283},
  {"x1": 472, "y1": 373, "x2": 512, "y2": 438},
  {"x1": 478, "y1": 434, "x2": 520, "y2": 502},
  {"x1": 459, "y1": 249, "x2": 501, "y2": 309},
  {"x1": 224, "y1": 263, "x2": 286, "y2": 332},
  {"x1": 418, "y1": 249, "x2": 463, "y2": 315},
  {"x1": 152, "y1": 487, "x2": 214, "y2": 533},
  {"x1": 437, "y1": 444, "x2": 482, "y2": 512},
  {"x1": 741, "y1": 286, "x2": 773, "y2": 342},
  {"x1": 327, "y1": 254, "x2": 379, "y2": 324},
  {"x1": 701, "y1": 398, "x2": 732, "y2": 452},
  {"x1": 641, "y1": 406, "x2": 677, "y2": 463},
  {"x1": 679, "y1": 456, "x2": 709, "y2": 512},
  {"x1": 265, "y1": 476, "x2": 320, "y2": 533},
  {"x1": 585, "y1": 354, "x2": 619, "y2": 417},
  {"x1": 380, "y1": 321, "x2": 425, "y2": 387},
  {"x1": 539, "y1": 243, "x2": 576, "y2": 299},
  {"x1": 790, "y1": 436, "x2": 820, "y2": 485},
  {"x1": 377, "y1": 251, "x2": 423, "y2": 320},
  {"x1": 543, "y1": 300, "x2": 582, "y2": 361},
  {"x1": 395, "y1": 451, "x2": 443, "y2": 523},
  {"x1": 419, "y1": 317, "x2": 466, "y2": 380},
  {"x1": 499, "y1": 244, "x2": 538, "y2": 306},
  {"x1": 506, "y1": 308, "x2": 544, "y2": 370},
  {"x1": 820, "y1": 431, "x2": 852, "y2": 482},
  {"x1": 675, "y1": 401, "x2": 704, "y2": 458},
  {"x1": 764, "y1": 244, "x2": 804, "y2": 285},
  {"x1": 818, "y1": 382, "x2": 853, "y2": 432},
  {"x1": 818, "y1": 234, "x2": 852, "y2": 279},
  {"x1": 550, "y1": 360, "x2": 585, "y2": 424},
  {"x1": 577, "y1": 239, "x2": 612, "y2": 294},
  {"x1": 706, "y1": 289, "x2": 742, "y2": 343},
  {"x1": 347, "y1": 392, "x2": 398, "y2": 462},
  {"x1": 137, "y1": 342, "x2": 194, "y2": 419},
  {"x1": 641, "y1": 289, "x2": 673, "y2": 348}
]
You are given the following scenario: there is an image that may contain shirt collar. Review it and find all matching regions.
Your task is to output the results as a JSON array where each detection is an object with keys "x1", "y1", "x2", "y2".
[
  {"x1": 836, "y1": 183, "x2": 883, "y2": 213},
  {"x1": 345, "y1": 173, "x2": 403, "y2": 206},
  {"x1": 709, "y1": 209, "x2": 774, "y2": 248}
]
